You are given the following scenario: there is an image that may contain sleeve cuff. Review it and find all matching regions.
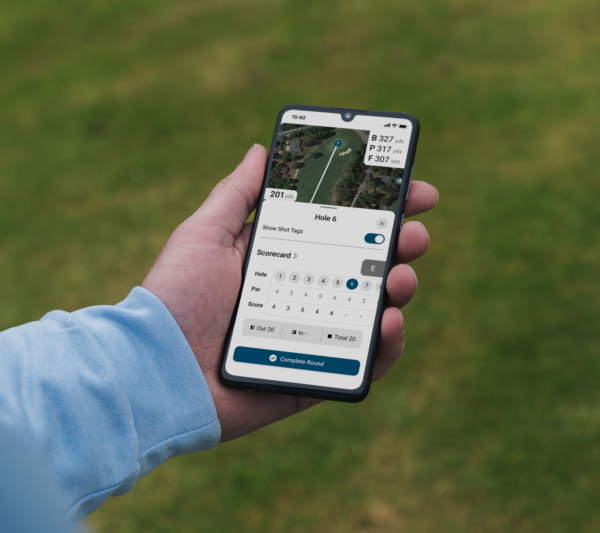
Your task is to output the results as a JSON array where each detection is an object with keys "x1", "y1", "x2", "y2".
[{"x1": 68, "y1": 286, "x2": 221, "y2": 517}]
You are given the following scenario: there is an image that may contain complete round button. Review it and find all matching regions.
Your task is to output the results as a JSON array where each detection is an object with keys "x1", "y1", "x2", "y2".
[
  {"x1": 361, "y1": 280, "x2": 372, "y2": 291},
  {"x1": 289, "y1": 272, "x2": 300, "y2": 283},
  {"x1": 376, "y1": 218, "x2": 388, "y2": 229},
  {"x1": 274, "y1": 271, "x2": 286, "y2": 282},
  {"x1": 346, "y1": 278, "x2": 359, "y2": 290},
  {"x1": 318, "y1": 275, "x2": 329, "y2": 286}
]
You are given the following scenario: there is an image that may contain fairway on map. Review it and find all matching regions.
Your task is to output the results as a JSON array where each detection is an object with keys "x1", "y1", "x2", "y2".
[{"x1": 266, "y1": 124, "x2": 404, "y2": 212}]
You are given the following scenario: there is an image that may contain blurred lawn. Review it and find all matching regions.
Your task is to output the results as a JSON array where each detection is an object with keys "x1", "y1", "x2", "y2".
[{"x1": 1, "y1": 0, "x2": 600, "y2": 531}]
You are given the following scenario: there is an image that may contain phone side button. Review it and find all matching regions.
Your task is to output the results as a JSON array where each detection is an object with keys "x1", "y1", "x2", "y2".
[{"x1": 406, "y1": 167, "x2": 413, "y2": 200}]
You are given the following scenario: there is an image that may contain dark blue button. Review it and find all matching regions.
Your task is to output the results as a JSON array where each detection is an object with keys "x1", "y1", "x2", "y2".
[
  {"x1": 365, "y1": 233, "x2": 385, "y2": 244},
  {"x1": 233, "y1": 347, "x2": 360, "y2": 376},
  {"x1": 334, "y1": 139, "x2": 342, "y2": 146},
  {"x1": 346, "y1": 278, "x2": 358, "y2": 290}
]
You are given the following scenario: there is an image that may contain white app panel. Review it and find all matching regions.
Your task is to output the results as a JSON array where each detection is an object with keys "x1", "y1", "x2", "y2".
[{"x1": 225, "y1": 200, "x2": 394, "y2": 390}]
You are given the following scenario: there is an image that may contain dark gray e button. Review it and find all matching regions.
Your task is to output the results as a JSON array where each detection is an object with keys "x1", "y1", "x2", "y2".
[{"x1": 361, "y1": 260, "x2": 386, "y2": 278}]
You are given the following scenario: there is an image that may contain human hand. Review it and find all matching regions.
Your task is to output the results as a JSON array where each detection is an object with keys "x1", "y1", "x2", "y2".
[{"x1": 142, "y1": 144, "x2": 438, "y2": 442}]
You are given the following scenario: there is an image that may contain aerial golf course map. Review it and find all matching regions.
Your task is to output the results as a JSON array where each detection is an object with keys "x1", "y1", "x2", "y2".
[{"x1": 266, "y1": 124, "x2": 404, "y2": 212}]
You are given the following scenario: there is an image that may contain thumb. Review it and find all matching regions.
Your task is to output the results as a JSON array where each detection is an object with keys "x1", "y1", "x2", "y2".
[{"x1": 194, "y1": 144, "x2": 268, "y2": 238}]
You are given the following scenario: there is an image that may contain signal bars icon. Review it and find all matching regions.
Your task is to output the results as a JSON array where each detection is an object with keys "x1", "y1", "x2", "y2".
[{"x1": 384, "y1": 123, "x2": 391, "y2": 127}]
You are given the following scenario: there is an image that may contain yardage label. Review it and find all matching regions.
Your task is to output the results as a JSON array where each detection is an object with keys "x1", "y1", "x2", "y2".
[{"x1": 364, "y1": 127, "x2": 411, "y2": 169}]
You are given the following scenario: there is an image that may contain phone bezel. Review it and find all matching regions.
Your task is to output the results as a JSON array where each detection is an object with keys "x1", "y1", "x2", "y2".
[{"x1": 219, "y1": 104, "x2": 420, "y2": 403}]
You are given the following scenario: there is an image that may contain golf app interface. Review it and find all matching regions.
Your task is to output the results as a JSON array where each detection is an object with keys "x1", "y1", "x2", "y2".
[{"x1": 224, "y1": 110, "x2": 413, "y2": 390}]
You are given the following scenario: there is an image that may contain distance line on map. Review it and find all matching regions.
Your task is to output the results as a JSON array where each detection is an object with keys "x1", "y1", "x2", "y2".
[{"x1": 310, "y1": 139, "x2": 342, "y2": 204}]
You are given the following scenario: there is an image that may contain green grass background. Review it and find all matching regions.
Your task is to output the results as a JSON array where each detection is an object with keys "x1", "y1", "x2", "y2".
[{"x1": 1, "y1": 0, "x2": 600, "y2": 531}]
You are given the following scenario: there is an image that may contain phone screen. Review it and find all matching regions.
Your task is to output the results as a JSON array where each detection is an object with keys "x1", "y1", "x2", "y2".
[{"x1": 222, "y1": 108, "x2": 416, "y2": 394}]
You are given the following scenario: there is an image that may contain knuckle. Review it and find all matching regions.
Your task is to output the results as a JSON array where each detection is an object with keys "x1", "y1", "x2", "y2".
[{"x1": 213, "y1": 174, "x2": 233, "y2": 192}]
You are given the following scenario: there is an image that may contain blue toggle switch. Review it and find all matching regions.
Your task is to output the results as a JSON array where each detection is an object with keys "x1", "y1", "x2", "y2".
[{"x1": 365, "y1": 233, "x2": 385, "y2": 245}]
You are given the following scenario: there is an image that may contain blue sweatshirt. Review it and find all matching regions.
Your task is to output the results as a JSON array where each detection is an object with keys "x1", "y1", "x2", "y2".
[{"x1": 0, "y1": 287, "x2": 221, "y2": 532}]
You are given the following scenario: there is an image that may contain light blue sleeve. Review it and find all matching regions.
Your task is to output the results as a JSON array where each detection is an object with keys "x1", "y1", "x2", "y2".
[{"x1": 0, "y1": 286, "x2": 221, "y2": 523}]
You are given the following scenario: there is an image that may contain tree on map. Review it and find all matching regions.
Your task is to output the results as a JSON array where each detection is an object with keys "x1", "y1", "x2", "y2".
[
  {"x1": 339, "y1": 190, "x2": 354, "y2": 203},
  {"x1": 267, "y1": 177, "x2": 282, "y2": 189},
  {"x1": 391, "y1": 168, "x2": 404, "y2": 180},
  {"x1": 281, "y1": 152, "x2": 292, "y2": 163},
  {"x1": 349, "y1": 175, "x2": 363, "y2": 188},
  {"x1": 381, "y1": 192, "x2": 397, "y2": 206},
  {"x1": 360, "y1": 192, "x2": 373, "y2": 204},
  {"x1": 267, "y1": 176, "x2": 298, "y2": 191}
]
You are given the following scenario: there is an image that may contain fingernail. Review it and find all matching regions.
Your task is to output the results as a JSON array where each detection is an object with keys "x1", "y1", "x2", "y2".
[
  {"x1": 407, "y1": 264, "x2": 418, "y2": 288},
  {"x1": 416, "y1": 220, "x2": 430, "y2": 240},
  {"x1": 243, "y1": 144, "x2": 258, "y2": 161},
  {"x1": 398, "y1": 309, "x2": 405, "y2": 336}
]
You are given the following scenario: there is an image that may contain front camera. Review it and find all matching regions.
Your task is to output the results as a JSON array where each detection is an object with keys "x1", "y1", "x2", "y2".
[{"x1": 344, "y1": 113, "x2": 352, "y2": 119}]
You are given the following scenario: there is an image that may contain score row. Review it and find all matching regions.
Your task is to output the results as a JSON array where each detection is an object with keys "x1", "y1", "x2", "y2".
[{"x1": 265, "y1": 300, "x2": 376, "y2": 327}]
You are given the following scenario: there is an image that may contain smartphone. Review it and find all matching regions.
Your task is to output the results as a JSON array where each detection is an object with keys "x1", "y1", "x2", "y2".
[{"x1": 220, "y1": 105, "x2": 419, "y2": 402}]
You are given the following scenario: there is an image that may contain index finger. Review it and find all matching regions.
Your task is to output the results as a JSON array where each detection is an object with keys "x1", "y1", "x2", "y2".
[{"x1": 404, "y1": 181, "x2": 439, "y2": 217}]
